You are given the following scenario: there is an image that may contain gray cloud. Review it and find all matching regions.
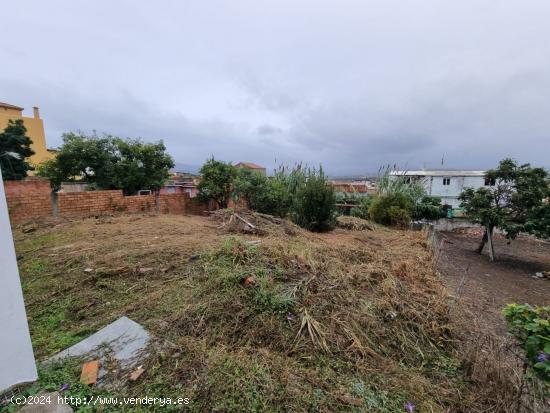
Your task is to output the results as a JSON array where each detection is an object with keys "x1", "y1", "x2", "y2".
[
  {"x1": 1, "y1": 1, "x2": 550, "y2": 175},
  {"x1": 257, "y1": 124, "x2": 283, "y2": 135}
]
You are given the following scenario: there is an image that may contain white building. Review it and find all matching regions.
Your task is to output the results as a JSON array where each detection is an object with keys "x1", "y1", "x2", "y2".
[{"x1": 389, "y1": 170, "x2": 493, "y2": 208}]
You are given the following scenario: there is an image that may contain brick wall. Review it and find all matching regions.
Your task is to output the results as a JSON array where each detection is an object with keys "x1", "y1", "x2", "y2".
[
  {"x1": 4, "y1": 179, "x2": 215, "y2": 224},
  {"x1": 4, "y1": 178, "x2": 52, "y2": 223},
  {"x1": 57, "y1": 190, "x2": 125, "y2": 217},
  {"x1": 159, "y1": 193, "x2": 187, "y2": 214},
  {"x1": 124, "y1": 194, "x2": 156, "y2": 213}
]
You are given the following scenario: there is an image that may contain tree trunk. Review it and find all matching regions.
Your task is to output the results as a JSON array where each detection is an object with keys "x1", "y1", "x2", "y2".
[
  {"x1": 486, "y1": 225, "x2": 495, "y2": 261},
  {"x1": 476, "y1": 228, "x2": 488, "y2": 254}
]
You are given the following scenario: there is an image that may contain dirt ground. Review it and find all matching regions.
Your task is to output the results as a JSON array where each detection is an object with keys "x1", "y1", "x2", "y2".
[{"x1": 436, "y1": 230, "x2": 550, "y2": 336}]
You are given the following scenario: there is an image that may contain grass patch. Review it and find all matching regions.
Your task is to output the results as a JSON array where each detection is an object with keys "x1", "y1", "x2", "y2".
[{"x1": 11, "y1": 213, "x2": 488, "y2": 411}]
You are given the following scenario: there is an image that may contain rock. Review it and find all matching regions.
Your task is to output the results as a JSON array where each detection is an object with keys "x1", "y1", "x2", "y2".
[
  {"x1": 18, "y1": 392, "x2": 73, "y2": 413},
  {"x1": 535, "y1": 272, "x2": 544, "y2": 278},
  {"x1": 138, "y1": 267, "x2": 154, "y2": 273},
  {"x1": 83, "y1": 268, "x2": 93, "y2": 273}
]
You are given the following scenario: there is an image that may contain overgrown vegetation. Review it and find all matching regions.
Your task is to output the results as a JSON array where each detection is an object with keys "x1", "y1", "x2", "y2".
[
  {"x1": 503, "y1": 304, "x2": 550, "y2": 391},
  {"x1": 350, "y1": 167, "x2": 446, "y2": 226},
  {"x1": 0, "y1": 119, "x2": 35, "y2": 180},
  {"x1": 36, "y1": 132, "x2": 174, "y2": 194},
  {"x1": 289, "y1": 167, "x2": 336, "y2": 231},
  {"x1": 202, "y1": 161, "x2": 336, "y2": 232},
  {"x1": 197, "y1": 157, "x2": 236, "y2": 208},
  {"x1": 9, "y1": 213, "x2": 493, "y2": 412},
  {"x1": 459, "y1": 158, "x2": 550, "y2": 260}
]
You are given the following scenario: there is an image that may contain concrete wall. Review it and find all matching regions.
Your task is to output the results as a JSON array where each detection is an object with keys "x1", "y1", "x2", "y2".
[
  {"x1": 416, "y1": 176, "x2": 488, "y2": 208},
  {"x1": 431, "y1": 217, "x2": 480, "y2": 232},
  {"x1": 0, "y1": 173, "x2": 37, "y2": 392}
]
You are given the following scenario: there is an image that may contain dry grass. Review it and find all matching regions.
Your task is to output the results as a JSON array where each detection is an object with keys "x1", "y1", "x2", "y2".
[
  {"x1": 12, "y1": 211, "x2": 498, "y2": 412},
  {"x1": 336, "y1": 215, "x2": 376, "y2": 231}
]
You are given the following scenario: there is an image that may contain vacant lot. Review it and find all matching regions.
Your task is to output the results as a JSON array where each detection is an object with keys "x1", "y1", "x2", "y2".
[
  {"x1": 9, "y1": 213, "x2": 540, "y2": 412},
  {"x1": 437, "y1": 231, "x2": 550, "y2": 336},
  {"x1": 436, "y1": 230, "x2": 550, "y2": 412}
]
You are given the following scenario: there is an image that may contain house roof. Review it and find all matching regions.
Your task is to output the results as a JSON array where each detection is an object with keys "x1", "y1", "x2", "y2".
[
  {"x1": 390, "y1": 170, "x2": 486, "y2": 177},
  {"x1": 0, "y1": 101, "x2": 24, "y2": 111},
  {"x1": 235, "y1": 162, "x2": 265, "y2": 169}
]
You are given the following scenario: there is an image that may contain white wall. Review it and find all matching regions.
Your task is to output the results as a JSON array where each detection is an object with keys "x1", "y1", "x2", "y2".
[
  {"x1": 0, "y1": 173, "x2": 37, "y2": 392},
  {"x1": 425, "y1": 176, "x2": 487, "y2": 208}
]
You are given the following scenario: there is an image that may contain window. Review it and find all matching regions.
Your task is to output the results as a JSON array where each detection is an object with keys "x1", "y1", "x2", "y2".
[
  {"x1": 442, "y1": 178, "x2": 451, "y2": 186},
  {"x1": 484, "y1": 177, "x2": 496, "y2": 186}
]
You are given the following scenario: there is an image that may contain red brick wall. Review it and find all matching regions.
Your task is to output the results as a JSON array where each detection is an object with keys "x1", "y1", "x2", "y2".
[
  {"x1": 124, "y1": 194, "x2": 156, "y2": 213},
  {"x1": 159, "y1": 193, "x2": 189, "y2": 214},
  {"x1": 4, "y1": 179, "x2": 214, "y2": 224},
  {"x1": 4, "y1": 178, "x2": 52, "y2": 223},
  {"x1": 57, "y1": 190, "x2": 125, "y2": 217},
  {"x1": 187, "y1": 198, "x2": 213, "y2": 216}
]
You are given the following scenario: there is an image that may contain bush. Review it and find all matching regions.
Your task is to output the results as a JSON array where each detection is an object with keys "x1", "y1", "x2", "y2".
[
  {"x1": 366, "y1": 167, "x2": 446, "y2": 227},
  {"x1": 413, "y1": 196, "x2": 447, "y2": 221},
  {"x1": 291, "y1": 168, "x2": 336, "y2": 232},
  {"x1": 197, "y1": 158, "x2": 236, "y2": 208},
  {"x1": 233, "y1": 169, "x2": 290, "y2": 217},
  {"x1": 368, "y1": 193, "x2": 413, "y2": 226},
  {"x1": 387, "y1": 205, "x2": 411, "y2": 227},
  {"x1": 350, "y1": 196, "x2": 373, "y2": 220},
  {"x1": 502, "y1": 303, "x2": 550, "y2": 391}
]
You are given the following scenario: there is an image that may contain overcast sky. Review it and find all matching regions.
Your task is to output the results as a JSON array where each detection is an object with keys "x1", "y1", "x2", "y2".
[{"x1": 2, "y1": 1, "x2": 550, "y2": 175}]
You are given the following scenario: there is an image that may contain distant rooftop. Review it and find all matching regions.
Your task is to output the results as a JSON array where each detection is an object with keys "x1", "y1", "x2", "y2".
[
  {"x1": 0, "y1": 101, "x2": 24, "y2": 111},
  {"x1": 235, "y1": 162, "x2": 265, "y2": 169},
  {"x1": 390, "y1": 170, "x2": 486, "y2": 177}
]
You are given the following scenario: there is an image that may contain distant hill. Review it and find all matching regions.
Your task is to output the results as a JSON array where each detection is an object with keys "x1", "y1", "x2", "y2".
[{"x1": 172, "y1": 162, "x2": 201, "y2": 174}]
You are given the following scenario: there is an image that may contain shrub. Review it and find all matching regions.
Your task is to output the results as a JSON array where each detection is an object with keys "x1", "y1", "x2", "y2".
[
  {"x1": 387, "y1": 205, "x2": 411, "y2": 227},
  {"x1": 233, "y1": 168, "x2": 290, "y2": 217},
  {"x1": 350, "y1": 196, "x2": 373, "y2": 220},
  {"x1": 368, "y1": 193, "x2": 413, "y2": 226},
  {"x1": 197, "y1": 157, "x2": 236, "y2": 208},
  {"x1": 503, "y1": 303, "x2": 550, "y2": 391},
  {"x1": 291, "y1": 168, "x2": 336, "y2": 232},
  {"x1": 413, "y1": 196, "x2": 447, "y2": 221}
]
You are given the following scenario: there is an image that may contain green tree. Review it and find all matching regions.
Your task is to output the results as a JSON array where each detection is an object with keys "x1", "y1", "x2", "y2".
[
  {"x1": 291, "y1": 167, "x2": 336, "y2": 232},
  {"x1": 36, "y1": 132, "x2": 174, "y2": 194},
  {"x1": 0, "y1": 119, "x2": 35, "y2": 180},
  {"x1": 111, "y1": 137, "x2": 174, "y2": 195},
  {"x1": 197, "y1": 158, "x2": 236, "y2": 208},
  {"x1": 459, "y1": 158, "x2": 550, "y2": 261}
]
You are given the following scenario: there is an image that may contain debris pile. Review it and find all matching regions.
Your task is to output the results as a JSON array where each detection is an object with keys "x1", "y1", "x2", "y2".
[
  {"x1": 210, "y1": 209, "x2": 302, "y2": 237},
  {"x1": 336, "y1": 215, "x2": 375, "y2": 231}
]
